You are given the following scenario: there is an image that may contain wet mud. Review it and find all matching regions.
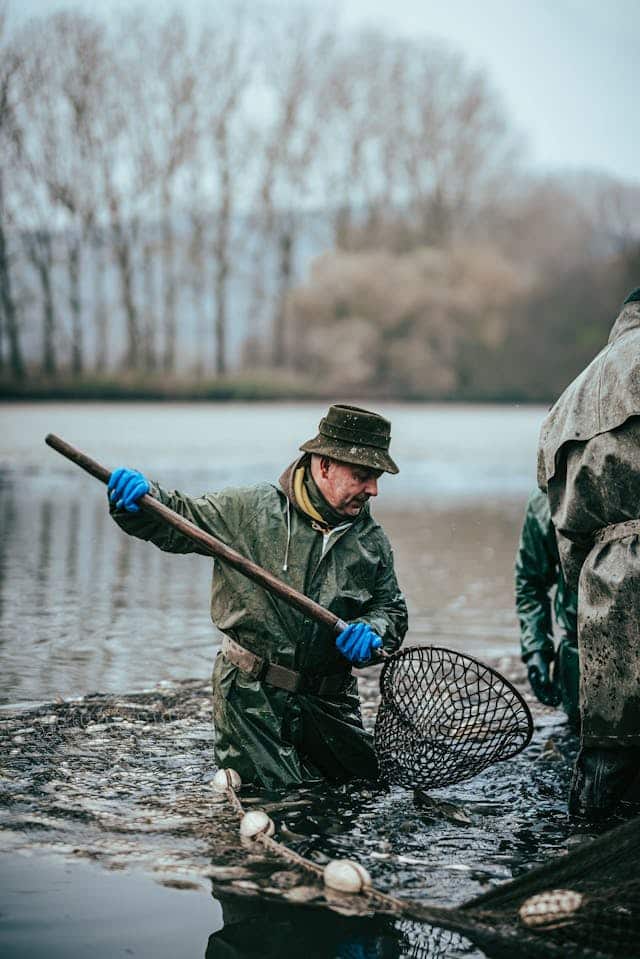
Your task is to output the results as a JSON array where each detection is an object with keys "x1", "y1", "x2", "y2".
[{"x1": 0, "y1": 657, "x2": 589, "y2": 957}]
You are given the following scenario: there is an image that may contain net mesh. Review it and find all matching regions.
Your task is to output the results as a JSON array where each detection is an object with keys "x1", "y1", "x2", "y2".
[
  {"x1": 374, "y1": 646, "x2": 533, "y2": 790},
  {"x1": 456, "y1": 813, "x2": 640, "y2": 959}
]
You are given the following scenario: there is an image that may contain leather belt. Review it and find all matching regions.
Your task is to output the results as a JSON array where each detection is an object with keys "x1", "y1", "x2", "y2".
[
  {"x1": 221, "y1": 636, "x2": 350, "y2": 696},
  {"x1": 594, "y1": 519, "x2": 640, "y2": 547}
]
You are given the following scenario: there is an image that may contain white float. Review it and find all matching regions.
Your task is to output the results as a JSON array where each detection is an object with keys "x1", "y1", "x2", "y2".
[
  {"x1": 323, "y1": 858, "x2": 372, "y2": 894},
  {"x1": 519, "y1": 889, "x2": 583, "y2": 928},
  {"x1": 212, "y1": 768, "x2": 242, "y2": 793},
  {"x1": 239, "y1": 810, "x2": 275, "y2": 840}
]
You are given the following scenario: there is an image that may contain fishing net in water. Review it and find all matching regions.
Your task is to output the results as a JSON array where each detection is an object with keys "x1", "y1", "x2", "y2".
[
  {"x1": 450, "y1": 813, "x2": 640, "y2": 959},
  {"x1": 374, "y1": 646, "x2": 533, "y2": 790}
]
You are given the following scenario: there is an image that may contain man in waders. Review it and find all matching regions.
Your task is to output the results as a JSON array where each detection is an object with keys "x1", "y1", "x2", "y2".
[
  {"x1": 515, "y1": 489, "x2": 579, "y2": 727},
  {"x1": 537, "y1": 288, "x2": 640, "y2": 819},
  {"x1": 107, "y1": 404, "x2": 408, "y2": 789}
]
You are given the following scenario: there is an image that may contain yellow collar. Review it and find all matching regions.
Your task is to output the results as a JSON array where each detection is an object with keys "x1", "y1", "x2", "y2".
[{"x1": 293, "y1": 466, "x2": 326, "y2": 525}]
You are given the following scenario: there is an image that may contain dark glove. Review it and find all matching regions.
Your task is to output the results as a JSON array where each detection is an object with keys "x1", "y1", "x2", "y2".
[
  {"x1": 108, "y1": 467, "x2": 150, "y2": 513},
  {"x1": 526, "y1": 650, "x2": 560, "y2": 706},
  {"x1": 336, "y1": 622, "x2": 382, "y2": 665}
]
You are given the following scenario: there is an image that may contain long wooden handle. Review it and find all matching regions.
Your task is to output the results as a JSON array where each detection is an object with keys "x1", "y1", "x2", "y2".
[{"x1": 45, "y1": 433, "x2": 348, "y2": 634}]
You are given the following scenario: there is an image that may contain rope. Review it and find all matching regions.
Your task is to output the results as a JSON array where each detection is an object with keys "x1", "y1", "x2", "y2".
[
  {"x1": 223, "y1": 785, "x2": 325, "y2": 880},
  {"x1": 223, "y1": 782, "x2": 419, "y2": 914},
  {"x1": 217, "y1": 778, "x2": 580, "y2": 958}
]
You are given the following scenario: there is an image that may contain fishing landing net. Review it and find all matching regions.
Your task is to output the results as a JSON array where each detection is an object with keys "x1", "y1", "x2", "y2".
[{"x1": 374, "y1": 646, "x2": 533, "y2": 791}]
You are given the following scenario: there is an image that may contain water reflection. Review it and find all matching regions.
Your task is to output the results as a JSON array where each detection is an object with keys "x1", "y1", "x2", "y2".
[
  {"x1": 36, "y1": 499, "x2": 53, "y2": 605},
  {"x1": 0, "y1": 402, "x2": 545, "y2": 704},
  {"x1": 0, "y1": 404, "x2": 577, "y2": 959},
  {"x1": 206, "y1": 893, "x2": 479, "y2": 959},
  {"x1": 0, "y1": 477, "x2": 528, "y2": 704},
  {"x1": 0, "y1": 655, "x2": 575, "y2": 959},
  {"x1": 0, "y1": 485, "x2": 14, "y2": 622},
  {"x1": 0, "y1": 479, "x2": 214, "y2": 703},
  {"x1": 65, "y1": 501, "x2": 80, "y2": 585}
]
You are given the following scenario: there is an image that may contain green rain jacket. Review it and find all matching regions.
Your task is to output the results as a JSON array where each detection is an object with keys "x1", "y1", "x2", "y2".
[
  {"x1": 515, "y1": 489, "x2": 579, "y2": 724},
  {"x1": 111, "y1": 457, "x2": 408, "y2": 788}
]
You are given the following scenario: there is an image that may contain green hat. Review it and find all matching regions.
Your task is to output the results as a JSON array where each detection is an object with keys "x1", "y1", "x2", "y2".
[{"x1": 300, "y1": 404, "x2": 399, "y2": 475}]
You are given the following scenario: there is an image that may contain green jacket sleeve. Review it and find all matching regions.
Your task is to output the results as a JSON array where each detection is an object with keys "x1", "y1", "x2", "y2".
[
  {"x1": 357, "y1": 537, "x2": 408, "y2": 655},
  {"x1": 110, "y1": 482, "x2": 244, "y2": 555},
  {"x1": 515, "y1": 492, "x2": 557, "y2": 662}
]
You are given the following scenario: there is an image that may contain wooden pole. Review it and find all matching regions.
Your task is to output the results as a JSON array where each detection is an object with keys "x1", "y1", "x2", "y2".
[{"x1": 45, "y1": 433, "x2": 348, "y2": 634}]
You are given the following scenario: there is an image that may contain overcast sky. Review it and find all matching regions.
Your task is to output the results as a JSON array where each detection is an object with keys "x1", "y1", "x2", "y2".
[{"x1": 9, "y1": 0, "x2": 639, "y2": 183}]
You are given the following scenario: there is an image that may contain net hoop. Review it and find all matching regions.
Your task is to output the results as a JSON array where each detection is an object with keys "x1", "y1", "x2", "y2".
[{"x1": 374, "y1": 645, "x2": 534, "y2": 790}]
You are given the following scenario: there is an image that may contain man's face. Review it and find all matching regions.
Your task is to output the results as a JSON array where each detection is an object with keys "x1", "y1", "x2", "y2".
[{"x1": 317, "y1": 457, "x2": 382, "y2": 517}]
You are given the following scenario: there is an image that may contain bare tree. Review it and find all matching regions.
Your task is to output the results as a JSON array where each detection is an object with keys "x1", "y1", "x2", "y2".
[
  {"x1": 3, "y1": 2, "x2": 634, "y2": 402},
  {"x1": 321, "y1": 34, "x2": 521, "y2": 252},
  {"x1": 0, "y1": 8, "x2": 25, "y2": 378},
  {"x1": 140, "y1": 237, "x2": 158, "y2": 373},
  {"x1": 187, "y1": 162, "x2": 207, "y2": 378},
  {"x1": 122, "y1": 11, "x2": 200, "y2": 373},
  {"x1": 248, "y1": 6, "x2": 338, "y2": 367},
  {"x1": 397, "y1": 42, "x2": 521, "y2": 245},
  {"x1": 195, "y1": 7, "x2": 254, "y2": 376},
  {"x1": 288, "y1": 244, "x2": 527, "y2": 396},
  {"x1": 8, "y1": 44, "x2": 60, "y2": 378},
  {"x1": 7, "y1": 11, "x2": 114, "y2": 376},
  {"x1": 319, "y1": 31, "x2": 404, "y2": 249},
  {"x1": 91, "y1": 21, "x2": 147, "y2": 372},
  {"x1": 566, "y1": 171, "x2": 640, "y2": 256},
  {"x1": 51, "y1": 13, "x2": 108, "y2": 376},
  {"x1": 91, "y1": 225, "x2": 109, "y2": 372},
  {"x1": 22, "y1": 228, "x2": 56, "y2": 375}
]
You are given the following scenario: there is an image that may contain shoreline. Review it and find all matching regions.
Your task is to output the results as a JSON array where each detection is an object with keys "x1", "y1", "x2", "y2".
[{"x1": 0, "y1": 380, "x2": 554, "y2": 405}]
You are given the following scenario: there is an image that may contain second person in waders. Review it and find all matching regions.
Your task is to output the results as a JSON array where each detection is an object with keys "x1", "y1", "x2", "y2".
[
  {"x1": 538, "y1": 288, "x2": 640, "y2": 819},
  {"x1": 515, "y1": 488, "x2": 579, "y2": 727}
]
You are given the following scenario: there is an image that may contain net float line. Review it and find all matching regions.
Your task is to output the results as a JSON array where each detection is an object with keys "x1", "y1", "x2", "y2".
[
  {"x1": 210, "y1": 767, "x2": 574, "y2": 959},
  {"x1": 213, "y1": 767, "x2": 415, "y2": 913}
]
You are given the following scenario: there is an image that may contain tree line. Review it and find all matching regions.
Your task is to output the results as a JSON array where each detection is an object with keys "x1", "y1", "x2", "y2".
[{"x1": 0, "y1": 4, "x2": 638, "y2": 400}]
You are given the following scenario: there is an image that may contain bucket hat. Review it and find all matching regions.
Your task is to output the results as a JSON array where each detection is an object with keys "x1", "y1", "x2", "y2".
[{"x1": 300, "y1": 404, "x2": 399, "y2": 474}]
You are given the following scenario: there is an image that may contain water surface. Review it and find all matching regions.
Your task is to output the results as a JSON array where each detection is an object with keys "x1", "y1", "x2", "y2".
[
  {"x1": 0, "y1": 401, "x2": 545, "y2": 704},
  {"x1": 1, "y1": 401, "x2": 567, "y2": 959}
]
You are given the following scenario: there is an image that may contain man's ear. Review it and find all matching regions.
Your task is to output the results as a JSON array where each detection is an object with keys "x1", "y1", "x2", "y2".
[{"x1": 319, "y1": 456, "x2": 332, "y2": 478}]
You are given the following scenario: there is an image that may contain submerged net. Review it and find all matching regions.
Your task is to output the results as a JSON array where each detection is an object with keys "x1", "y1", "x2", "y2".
[
  {"x1": 374, "y1": 646, "x2": 533, "y2": 790},
  {"x1": 452, "y1": 813, "x2": 640, "y2": 959}
]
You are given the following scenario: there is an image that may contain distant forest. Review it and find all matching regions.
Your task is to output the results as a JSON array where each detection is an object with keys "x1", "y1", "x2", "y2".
[{"x1": 1, "y1": 4, "x2": 639, "y2": 401}]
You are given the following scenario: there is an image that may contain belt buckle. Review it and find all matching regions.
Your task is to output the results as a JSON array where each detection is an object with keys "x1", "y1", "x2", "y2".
[
  {"x1": 247, "y1": 657, "x2": 267, "y2": 681},
  {"x1": 224, "y1": 638, "x2": 266, "y2": 681}
]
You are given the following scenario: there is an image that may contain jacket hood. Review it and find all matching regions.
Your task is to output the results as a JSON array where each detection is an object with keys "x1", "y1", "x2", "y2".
[
  {"x1": 538, "y1": 301, "x2": 640, "y2": 489},
  {"x1": 278, "y1": 454, "x2": 305, "y2": 507},
  {"x1": 608, "y1": 300, "x2": 640, "y2": 344}
]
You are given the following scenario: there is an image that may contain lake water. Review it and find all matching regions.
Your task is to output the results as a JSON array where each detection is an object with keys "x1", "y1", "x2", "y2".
[
  {"x1": 0, "y1": 403, "x2": 544, "y2": 703},
  {"x1": 1, "y1": 401, "x2": 585, "y2": 959},
  {"x1": 0, "y1": 401, "x2": 546, "y2": 705}
]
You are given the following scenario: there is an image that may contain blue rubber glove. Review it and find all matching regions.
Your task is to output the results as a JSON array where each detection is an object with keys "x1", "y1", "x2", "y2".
[
  {"x1": 108, "y1": 467, "x2": 150, "y2": 512},
  {"x1": 336, "y1": 622, "x2": 383, "y2": 664}
]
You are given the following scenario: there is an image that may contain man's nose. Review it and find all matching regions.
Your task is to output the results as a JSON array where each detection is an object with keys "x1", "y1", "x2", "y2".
[{"x1": 364, "y1": 477, "x2": 378, "y2": 497}]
